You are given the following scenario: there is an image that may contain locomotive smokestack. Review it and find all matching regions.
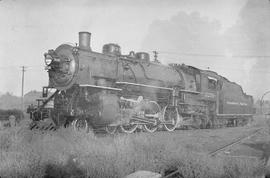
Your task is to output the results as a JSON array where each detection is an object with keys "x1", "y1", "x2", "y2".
[{"x1": 79, "y1": 31, "x2": 91, "y2": 50}]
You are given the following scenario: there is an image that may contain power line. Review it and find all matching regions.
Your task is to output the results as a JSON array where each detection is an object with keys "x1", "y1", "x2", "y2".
[
  {"x1": 158, "y1": 57, "x2": 270, "y2": 73},
  {"x1": 1, "y1": 62, "x2": 270, "y2": 74},
  {"x1": 0, "y1": 65, "x2": 44, "y2": 70},
  {"x1": 158, "y1": 51, "x2": 270, "y2": 58},
  {"x1": 153, "y1": 51, "x2": 160, "y2": 63}
]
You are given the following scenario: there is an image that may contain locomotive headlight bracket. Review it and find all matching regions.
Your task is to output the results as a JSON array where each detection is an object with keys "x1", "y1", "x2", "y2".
[{"x1": 44, "y1": 53, "x2": 53, "y2": 66}]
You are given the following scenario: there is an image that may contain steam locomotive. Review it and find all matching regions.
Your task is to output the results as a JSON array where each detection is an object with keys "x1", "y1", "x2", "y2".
[{"x1": 29, "y1": 31, "x2": 254, "y2": 133}]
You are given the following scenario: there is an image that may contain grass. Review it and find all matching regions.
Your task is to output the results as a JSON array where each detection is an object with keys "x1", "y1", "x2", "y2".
[{"x1": 0, "y1": 119, "x2": 267, "y2": 178}]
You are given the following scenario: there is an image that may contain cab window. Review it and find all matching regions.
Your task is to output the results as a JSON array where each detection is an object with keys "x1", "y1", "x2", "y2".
[
  {"x1": 208, "y1": 77, "x2": 217, "y2": 90},
  {"x1": 195, "y1": 74, "x2": 201, "y2": 91}
]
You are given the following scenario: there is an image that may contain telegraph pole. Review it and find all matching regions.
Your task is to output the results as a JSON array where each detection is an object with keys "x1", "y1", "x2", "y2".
[
  {"x1": 153, "y1": 51, "x2": 159, "y2": 63},
  {"x1": 21, "y1": 66, "x2": 26, "y2": 112}
]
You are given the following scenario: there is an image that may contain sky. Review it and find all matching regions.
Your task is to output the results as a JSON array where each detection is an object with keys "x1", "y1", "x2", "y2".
[{"x1": 0, "y1": 0, "x2": 269, "y2": 99}]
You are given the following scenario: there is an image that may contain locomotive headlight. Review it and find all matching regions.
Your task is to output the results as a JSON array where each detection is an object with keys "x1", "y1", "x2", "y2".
[{"x1": 44, "y1": 54, "x2": 53, "y2": 66}]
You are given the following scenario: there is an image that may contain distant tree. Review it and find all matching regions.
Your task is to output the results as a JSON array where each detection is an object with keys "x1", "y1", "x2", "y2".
[
  {"x1": 0, "y1": 90, "x2": 42, "y2": 110},
  {"x1": 0, "y1": 109, "x2": 23, "y2": 121},
  {"x1": 0, "y1": 92, "x2": 21, "y2": 110}
]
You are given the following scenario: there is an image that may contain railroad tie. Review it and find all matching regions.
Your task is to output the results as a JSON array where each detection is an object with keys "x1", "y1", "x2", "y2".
[{"x1": 29, "y1": 123, "x2": 37, "y2": 130}]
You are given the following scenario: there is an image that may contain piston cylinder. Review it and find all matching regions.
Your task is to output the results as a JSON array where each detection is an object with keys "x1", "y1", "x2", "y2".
[{"x1": 79, "y1": 31, "x2": 91, "y2": 50}]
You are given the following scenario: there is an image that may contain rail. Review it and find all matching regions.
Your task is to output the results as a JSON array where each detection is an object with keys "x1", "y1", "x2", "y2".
[
  {"x1": 208, "y1": 128, "x2": 263, "y2": 156},
  {"x1": 217, "y1": 114, "x2": 253, "y2": 116},
  {"x1": 162, "y1": 127, "x2": 264, "y2": 178}
]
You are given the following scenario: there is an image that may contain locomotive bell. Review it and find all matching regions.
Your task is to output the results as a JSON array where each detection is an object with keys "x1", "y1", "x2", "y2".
[
  {"x1": 79, "y1": 31, "x2": 91, "y2": 50},
  {"x1": 44, "y1": 53, "x2": 53, "y2": 66}
]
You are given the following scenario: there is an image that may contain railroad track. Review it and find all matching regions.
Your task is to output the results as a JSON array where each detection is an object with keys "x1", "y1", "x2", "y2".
[
  {"x1": 29, "y1": 121, "x2": 109, "y2": 134},
  {"x1": 162, "y1": 127, "x2": 265, "y2": 178},
  {"x1": 208, "y1": 127, "x2": 264, "y2": 156}
]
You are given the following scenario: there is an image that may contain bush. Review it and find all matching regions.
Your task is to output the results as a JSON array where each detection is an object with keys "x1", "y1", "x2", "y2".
[
  {"x1": 0, "y1": 125, "x2": 263, "y2": 178},
  {"x1": 0, "y1": 109, "x2": 23, "y2": 121}
]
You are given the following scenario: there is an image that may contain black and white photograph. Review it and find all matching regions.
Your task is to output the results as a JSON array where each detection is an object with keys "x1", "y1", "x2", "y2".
[{"x1": 0, "y1": 0, "x2": 270, "y2": 177}]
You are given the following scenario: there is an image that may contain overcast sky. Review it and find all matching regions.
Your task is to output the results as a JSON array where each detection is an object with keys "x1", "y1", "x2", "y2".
[{"x1": 0, "y1": 0, "x2": 269, "y2": 99}]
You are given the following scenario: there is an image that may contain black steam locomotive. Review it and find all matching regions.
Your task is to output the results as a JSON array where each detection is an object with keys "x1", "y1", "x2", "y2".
[{"x1": 29, "y1": 32, "x2": 254, "y2": 133}]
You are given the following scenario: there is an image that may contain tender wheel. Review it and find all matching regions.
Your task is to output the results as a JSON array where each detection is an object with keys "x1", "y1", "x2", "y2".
[
  {"x1": 73, "y1": 118, "x2": 89, "y2": 133},
  {"x1": 206, "y1": 119, "x2": 213, "y2": 129},
  {"x1": 119, "y1": 124, "x2": 138, "y2": 134},
  {"x1": 71, "y1": 119, "x2": 76, "y2": 126},
  {"x1": 199, "y1": 115, "x2": 209, "y2": 129},
  {"x1": 105, "y1": 125, "x2": 118, "y2": 134},
  {"x1": 162, "y1": 106, "x2": 179, "y2": 131},
  {"x1": 233, "y1": 119, "x2": 239, "y2": 127},
  {"x1": 142, "y1": 101, "x2": 160, "y2": 133}
]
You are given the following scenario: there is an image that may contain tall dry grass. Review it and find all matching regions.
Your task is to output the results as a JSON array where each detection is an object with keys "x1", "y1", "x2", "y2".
[{"x1": 0, "y1": 120, "x2": 264, "y2": 178}]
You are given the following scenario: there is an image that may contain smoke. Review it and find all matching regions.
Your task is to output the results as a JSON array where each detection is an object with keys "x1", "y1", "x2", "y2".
[
  {"x1": 142, "y1": 11, "x2": 224, "y2": 59},
  {"x1": 142, "y1": 0, "x2": 270, "y2": 99},
  {"x1": 225, "y1": 0, "x2": 270, "y2": 55},
  {"x1": 225, "y1": 0, "x2": 270, "y2": 99}
]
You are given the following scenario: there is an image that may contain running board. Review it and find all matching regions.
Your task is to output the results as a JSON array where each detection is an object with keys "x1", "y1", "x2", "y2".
[
  {"x1": 116, "y1": 81, "x2": 200, "y2": 94},
  {"x1": 80, "y1": 84, "x2": 122, "y2": 91},
  {"x1": 217, "y1": 114, "x2": 253, "y2": 118}
]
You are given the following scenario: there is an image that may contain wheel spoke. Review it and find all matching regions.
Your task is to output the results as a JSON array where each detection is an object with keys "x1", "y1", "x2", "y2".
[
  {"x1": 206, "y1": 119, "x2": 213, "y2": 129},
  {"x1": 73, "y1": 118, "x2": 89, "y2": 133},
  {"x1": 163, "y1": 106, "x2": 179, "y2": 132},
  {"x1": 119, "y1": 124, "x2": 138, "y2": 133},
  {"x1": 105, "y1": 125, "x2": 118, "y2": 134},
  {"x1": 141, "y1": 101, "x2": 160, "y2": 133},
  {"x1": 143, "y1": 124, "x2": 158, "y2": 133}
]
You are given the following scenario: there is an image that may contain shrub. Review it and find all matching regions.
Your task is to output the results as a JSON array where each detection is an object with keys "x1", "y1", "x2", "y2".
[
  {"x1": 0, "y1": 124, "x2": 263, "y2": 178},
  {"x1": 0, "y1": 109, "x2": 23, "y2": 121}
]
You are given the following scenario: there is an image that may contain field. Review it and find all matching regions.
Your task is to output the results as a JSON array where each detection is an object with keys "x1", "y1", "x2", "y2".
[{"x1": 0, "y1": 116, "x2": 270, "y2": 178}]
